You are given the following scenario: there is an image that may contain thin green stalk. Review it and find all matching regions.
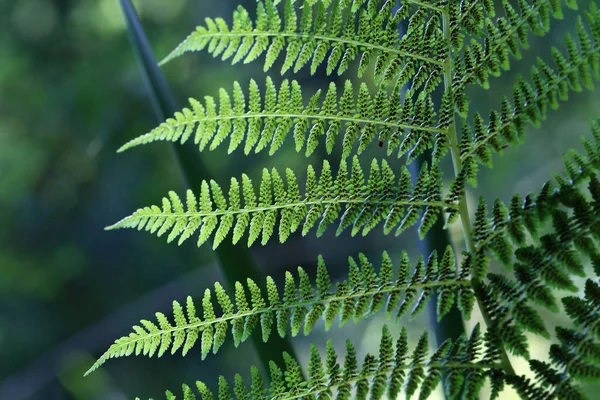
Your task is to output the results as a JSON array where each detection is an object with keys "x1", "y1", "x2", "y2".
[
  {"x1": 441, "y1": 4, "x2": 516, "y2": 376},
  {"x1": 118, "y1": 0, "x2": 297, "y2": 370}
]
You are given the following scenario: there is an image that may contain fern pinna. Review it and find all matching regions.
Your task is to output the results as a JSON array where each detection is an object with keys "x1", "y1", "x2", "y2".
[{"x1": 90, "y1": 0, "x2": 600, "y2": 399}]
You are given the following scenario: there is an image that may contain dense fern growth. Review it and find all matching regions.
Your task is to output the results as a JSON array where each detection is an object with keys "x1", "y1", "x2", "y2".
[{"x1": 91, "y1": 0, "x2": 600, "y2": 398}]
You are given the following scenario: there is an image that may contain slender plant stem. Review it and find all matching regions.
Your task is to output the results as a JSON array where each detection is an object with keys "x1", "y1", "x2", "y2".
[{"x1": 441, "y1": 4, "x2": 516, "y2": 376}]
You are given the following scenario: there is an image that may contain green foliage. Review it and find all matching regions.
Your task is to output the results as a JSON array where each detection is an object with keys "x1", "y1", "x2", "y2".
[
  {"x1": 158, "y1": 0, "x2": 443, "y2": 79},
  {"x1": 106, "y1": 157, "x2": 449, "y2": 246},
  {"x1": 86, "y1": 249, "x2": 473, "y2": 375},
  {"x1": 92, "y1": 0, "x2": 600, "y2": 398},
  {"x1": 116, "y1": 78, "x2": 443, "y2": 159},
  {"x1": 139, "y1": 324, "x2": 510, "y2": 400},
  {"x1": 468, "y1": 122, "x2": 600, "y2": 361}
]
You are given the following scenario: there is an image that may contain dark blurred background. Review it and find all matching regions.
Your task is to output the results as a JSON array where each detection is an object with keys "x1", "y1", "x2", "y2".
[{"x1": 1, "y1": 0, "x2": 599, "y2": 399}]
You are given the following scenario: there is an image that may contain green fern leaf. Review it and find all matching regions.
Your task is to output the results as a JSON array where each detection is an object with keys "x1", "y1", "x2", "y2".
[
  {"x1": 142, "y1": 324, "x2": 511, "y2": 400},
  {"x1": 87, "y1": 249, "x2": 471, "y2": 374},
  {"x1": 160, "y1": 0, "x2": 444, "y2": 83},
  {"x1": 117, "y1": 78, "x2": 445, "y2": 158},
  {"x1": 106, "y1": 157, "x2": 453, "y2": 248}
]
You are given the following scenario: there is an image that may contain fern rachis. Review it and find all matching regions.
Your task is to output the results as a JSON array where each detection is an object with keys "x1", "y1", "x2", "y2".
[{"x1": 89, "y1": 0, "x2": 600, "y2": 399}]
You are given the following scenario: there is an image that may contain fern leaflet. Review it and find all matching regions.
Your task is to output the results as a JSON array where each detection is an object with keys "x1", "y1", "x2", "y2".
[
  {"x1": 106, "y1": 157, "x2": 452, "y2": 247},
  {"x1": 85, "y1": 249, "x2": 474, "y2": 375}
]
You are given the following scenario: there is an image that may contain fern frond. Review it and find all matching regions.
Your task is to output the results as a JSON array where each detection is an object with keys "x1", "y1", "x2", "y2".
[
  {"x1": 473, "y1": 118, "x2": 600, "y2": 267},
  {"x1": 85, "y1": 249, "x2": 474, "y2": 375},
  {"x1": 451, "y1": 0, "x2": 580, "y2": 89},
  {"x1": 542, "y1": 229, "x2": 600, "y2": 397},
  {"x1": 117, "y1": 78, "x2": 445, "y2": 158},
  {"x1": 106, "y1": 157, "x2": 453, "y2": 247},
  {"x1": 137, "y1": 325, "x2": 509, "y2": 400},
  {"x1": 457, "y1": 6, "x2": 600, "y2": 181},
  {"x1": 550, "y1": 282, "x2": 600, "y2": 378},
  {"x1": 94, "y1": 0, "x2": 600, "y2": 397},
  {"x1": 462, "y1": 120, "x2": 600, "y2": 359},
  {"x1": 159, "y1": 0, "x2": 444, "y2": 84},
  {"x1": 504, "y1": 281, "x2": 600, "y2": 399}
]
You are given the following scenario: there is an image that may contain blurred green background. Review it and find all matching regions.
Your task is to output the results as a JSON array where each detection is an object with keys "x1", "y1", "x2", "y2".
[{"x1": 1, "y1": 0, "x2": 599, "y2": 399}]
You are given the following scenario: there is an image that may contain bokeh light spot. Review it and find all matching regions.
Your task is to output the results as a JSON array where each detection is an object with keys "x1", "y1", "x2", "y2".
[{"x1": 11, "y1": 0, "x2": 58, "y2": 41}]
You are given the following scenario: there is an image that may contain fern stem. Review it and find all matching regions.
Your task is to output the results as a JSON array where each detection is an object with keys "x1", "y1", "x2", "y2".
[
  {"x1": 441, "y1": 4, "x2": 517, "y2": 377},
  {"x1": 119, "y1": 112, "x2": 447, "y2": 153},
  {"x1": 166, "y1": 113, "x2": 446, "y2": 134},
  {"x1": 106, "y1": 198, "x2": 457, "y2": 230}
]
